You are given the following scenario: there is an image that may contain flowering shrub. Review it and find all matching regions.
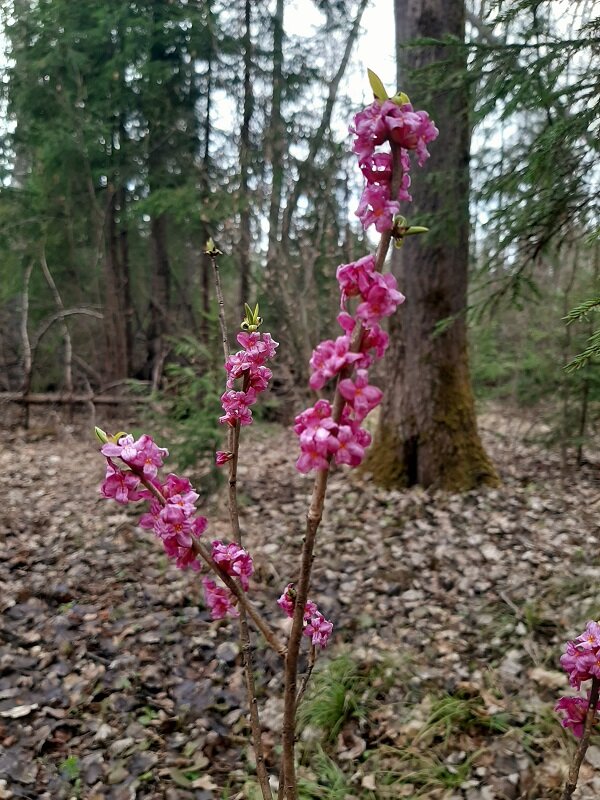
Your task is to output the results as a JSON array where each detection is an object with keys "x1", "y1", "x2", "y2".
[
  {"x1": 557, "y1": 621, "x2": 600, "y2": 733},
  {"x1": 95, "y1": 71, "x2": 438, "y2": 800},
  {"x1": 555, "y1": 621, "x2": 600, "y2": 799}
]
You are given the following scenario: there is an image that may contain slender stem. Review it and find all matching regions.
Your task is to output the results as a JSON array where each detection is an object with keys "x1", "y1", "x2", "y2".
[
  {"x1": 280, "y1": 144, "x2": 405, "y2": 800},
  {"x1": 208, "y1": 249, "x2": 273, "y2": 800},
  {"x1": 561, "y1": 677, "x2": 600, "y2": 800},
  {"x1": 295, "y1": 645, "x2": 317, "y2": 713},
  {"x1": 209, "y1": 250, "x2": 231, "y2": 361}
]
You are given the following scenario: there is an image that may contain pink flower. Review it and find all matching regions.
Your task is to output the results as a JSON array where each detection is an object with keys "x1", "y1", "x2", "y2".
[
  {"x1": 555, "y1": 696, "x2": 595, "y2": 738},
  {"x1": 359, "y1": 151, "x2": 392, "y2": 184},
  {"x1": 339, "y1": 369, "x2": 383, "y2": 421},
  {"x1": 356, "y1": 273, "x2": 405, "y2": 326},
  {"x1": 101, "y1": 433, "x2": 169, "y2": 479},
  {"x1": 356, "y1": 183, "x2": 400, "y2": 233},
  {"x1": 139, "y1": 498, "x2": 162, "y2": 529},
  {"x1": 351, "y1": 99, "x2": 438, "y2": 167},
  {"x1": 100, "y1": 433, "x2": 137, "y2": 461},
  {"x1": 277, "y1": 586, "x2": 333, "y2": 647},
  {"x1": 215, "y1": 450, "x2": 234, "y2": 467},
  {"x1": 333, "y1": 424, "x2": 366, "y2": 467},
  {"x1": 336, "y1": 255, "x2": 377, "y2": 303},
  {"x1": 203, "y1": 578, "x2": 239, "y2": 619},
  {"x1": 397, "y1": 171, "x2": 412, "y2": 203},
  {"x1": 309, "y1": 336, "x2": 362, "y2": 391},
  {"x1": 174, "y1": 546, "x2": 201, "y2": 571},
  {"x1": 296, "y1": 446, "x2": 330, "y2": 474},
  {"x1": 156, "y1": 504, "x2": 194, "y2": 547},
  {"x1": 294, "y1": 399, "x2": 333, "y2": 436},
  {"x1": 376, "y1": 101, "x2": 439, "y2": 165},
  {"x1": 212, "y1": 541, "x2": 254, "y2": 591},
  {"x1": 361, "y1": 324, "x2": 389, "y2": 360},
  {"x1": 219, "y1": 389, "x2": 257, "y2": 427},
  {"x1": 100, "y1": 461, "x2": 144, "y2": 504},
  {"x1": 161, "y1": 473, "x2": 190, "y2": 496},
  {"x1": 277, "y1": 584, "x2": 296, "y2": 618},
  {"x1": 101, "y1": 434, "x2": 168, "y2": 479},
  {"x1": 350, "y1": 101, "x2": 385, "y2": 160},
  {"x1": 560, "y1": 640, "x2": 596, "y2": 689},
  {"x1": 303, "y1": 608, "x2": 333, "y2": 649},
  {"x1": 576, "y1": 621, "x2": 600, "y2": 651}
]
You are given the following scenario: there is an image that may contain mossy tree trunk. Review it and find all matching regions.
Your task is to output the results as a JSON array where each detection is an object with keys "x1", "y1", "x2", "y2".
[{"x1": 365, "y1": 0, "x2": 497, "y2": 491}]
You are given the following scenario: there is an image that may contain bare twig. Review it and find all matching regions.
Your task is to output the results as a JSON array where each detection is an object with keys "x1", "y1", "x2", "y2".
[
  {"x1": 561, "y1": 677, "x2": 600, "y2": 800},
  {"x1": 206, "y1": 243, "x2": 274, "y2": 800}
]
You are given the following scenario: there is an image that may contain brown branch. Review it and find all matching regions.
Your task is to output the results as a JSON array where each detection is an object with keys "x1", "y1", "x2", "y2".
[
  {"x1": 280, "y1": 143, "x2": 405, "y2": 800},
  {"x1": 561, "y1": 677, "x2": 600, "y2": 800}
]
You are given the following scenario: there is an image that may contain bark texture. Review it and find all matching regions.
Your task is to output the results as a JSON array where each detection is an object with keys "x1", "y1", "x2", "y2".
[
  {"x1": 103, "y1": 189, "x2": 131, "y2": 383},
  {"x1": 365, "y1": 0, "x2": 497, "y2": 491}
]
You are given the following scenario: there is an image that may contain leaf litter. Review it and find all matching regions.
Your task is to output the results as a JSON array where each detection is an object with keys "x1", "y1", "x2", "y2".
[{"x1": 0, "y1": 406, "x2": 598, "y2": 798}]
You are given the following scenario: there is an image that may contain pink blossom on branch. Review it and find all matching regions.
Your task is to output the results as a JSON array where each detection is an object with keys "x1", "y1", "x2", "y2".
[
  {"x1": 356, "y1": 273, "x2": 405, "y2": 327},
  {"x1": 212, "y1": 541, "x2": 254, "y2": 591},
  {"x1": 336, "y1": 254, "x2": 377, "y2": 304},
  {"x1": 203, "y1": 578, "x2": 239, "y2": 620},
  {"x1": 277, "y1": 584, "x2": 333, "y2": 648},
  {"x1": 101, "y1": 434, "x2": 169, "y2": 479},
  {"x1": 303, "y1": 609, "x2": 333, "y2": 649},
  {"x1": 215, "y1": 450, "x2": 234, "y2": 467},
  {"x1": 333, "y1": 424, "x2": 368, "y2": 467},
  {"x1": 100, "y1": 461, "x2": 145, "y2": 505},
  {"x1": 375, "y1": 100, "x2": 439, "y2": 164},
  {"x1": 355, "y1": 183, "x2": 400, "y2": 233},
  {"x1": 308, "y1": 335, "x2": 362, "y2": 391},
  {"x1": 555, "y1": 695, "x2": 597, "y2": 739},
  {"x1": 338, "y1": 369, "x2": 383, "y2": 421},
  {"x1": 560, "y1": 639, "x2": 596, "y2": 689},
  {"x1": 219, "y1": 388, "x2": 256, "y2": 427}
]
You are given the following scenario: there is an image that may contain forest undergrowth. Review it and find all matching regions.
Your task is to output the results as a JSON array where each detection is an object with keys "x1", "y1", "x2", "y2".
[{"x1": 1, "y1": 405, "x2": 599, "y2": 800}]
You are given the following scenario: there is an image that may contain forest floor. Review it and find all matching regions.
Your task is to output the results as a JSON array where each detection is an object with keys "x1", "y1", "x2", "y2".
[{"x1": 1, "y1": 405, "x2": 599, "y2": 800}]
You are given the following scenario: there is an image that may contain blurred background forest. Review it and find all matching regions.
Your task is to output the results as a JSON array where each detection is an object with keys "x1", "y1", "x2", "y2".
[{"x1": 0, "y1": 0, "x2": 598, "y2": 470}]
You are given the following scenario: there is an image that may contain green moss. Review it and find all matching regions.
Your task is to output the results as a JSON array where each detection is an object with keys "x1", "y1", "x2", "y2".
[
  {"x1": 362, "y1": 422, "x2": 407, "y2": 489},
  {"x1": 431, "y1": 362, "x2": 499, "y2": 491},
  {"x1": 364, "y1": 364, "x2": 499, "y2": 492}
]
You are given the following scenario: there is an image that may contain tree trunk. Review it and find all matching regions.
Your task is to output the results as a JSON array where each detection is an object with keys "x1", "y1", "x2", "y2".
[
  {"x1": 265, "y1": 0, "x2": 284, "y2": 276},
  {"x1": 148, "y1": 212, "x2": 170, "y2": 388},
  {"x1": 365, "y1": 0, "x2": 497, "y2": 491},
  {"x1": 103, "y1": 189, "x2": 130, "y2": 383},
  {"x1": 238, "y1": 0, "x2": 253, "y2": 310}
]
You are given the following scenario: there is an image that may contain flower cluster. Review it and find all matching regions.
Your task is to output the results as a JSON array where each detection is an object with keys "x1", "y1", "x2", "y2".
[
  {"x1": 556, "y1": 621, "x2": 600, "y2": 737},
  {"x1": 99, "y1": 431, "x2": 252, "y2": 619},
  {"x1": 203, "y1": 578, "x2": 239, "y2": 620},
  {"x1": 296, "y1": 253, "x2": 404, "y2": 473},
  {"x1": 351, "y1": 98, "x2": 438, "y2": 232},
  {"x1": 277, "y1": 584, "x2": 333, "y2": 649},
  {"x1": 212, "y1": 541, "x2": 254, "y2": 591},
  {"x1": 100, "y1": 434, "x2": 206, "y2": 571},
  {"x1": 217, "y1": 331, "x2": 278, "y2": 438}
]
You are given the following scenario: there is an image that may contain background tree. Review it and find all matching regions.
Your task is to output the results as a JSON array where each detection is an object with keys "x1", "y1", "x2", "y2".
[{"x1": 365, "y1": 0, "x2": 498, "y2": 490}]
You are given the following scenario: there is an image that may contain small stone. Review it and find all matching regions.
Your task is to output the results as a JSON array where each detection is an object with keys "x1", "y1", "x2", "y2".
[
  {"x1": 215, "y1": 641, "x2": 239, "y2": 663},
  {"x1": 585, "y1": 745, "x2": 600, "y2": 769}
]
